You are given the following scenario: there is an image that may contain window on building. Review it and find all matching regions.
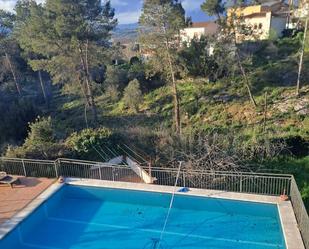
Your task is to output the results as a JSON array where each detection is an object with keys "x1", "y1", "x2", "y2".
[{"x1": 259, "y1": 23, "x2": 263, "y2": 29}]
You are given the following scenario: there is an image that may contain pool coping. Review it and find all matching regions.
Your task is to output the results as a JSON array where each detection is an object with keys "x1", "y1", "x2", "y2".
[
  {"x1": 0, "y1": 182, "x2": 63, "y2": 240},
  {"x1": 0, "y1": 178, "x2": 305, "y2": 249},
  {"x1": 68, "y1": 178, "x2": 305, "y2": 249}
]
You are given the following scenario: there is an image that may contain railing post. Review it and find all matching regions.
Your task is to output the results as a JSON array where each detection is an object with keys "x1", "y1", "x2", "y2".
[
  {"x1": 148, "y1": 162, "x2": 152, "y2": 179},
  {"x1": 183, "y1": 171, "x2": 186, "y2": 187},
  {"x1": 54, "y1": 160, "x2": 59, "y2": 178},
  {"x1": 21, "y1": 159, "x2": 27, "y2": 176},
  {"x1": 99, "y1": 166, "x2": 102, "y2": 180},
  {"x1": 240, "y1": 174, "x2": 243, "y2": 192},
  {"x1": 288, "y1": 177, "x2": 292, "y2": 196}
]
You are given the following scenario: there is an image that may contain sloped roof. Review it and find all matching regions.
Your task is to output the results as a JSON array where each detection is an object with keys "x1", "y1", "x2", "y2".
[
  {"x1": 191, "y1": 22, "x2": 219, "y2": 29},
  {"x1": 260, "y1": 0, "x2": 281, "y2": 7},
  {"x1": 244, "y1": 12, "x2": 268, "y2": 18},
  {"x1": 186, "y1": 22, "x2": 219, "y2": 36},
  {"x1": 260, "y1": 0, "x2": 289, "y2": 13}
]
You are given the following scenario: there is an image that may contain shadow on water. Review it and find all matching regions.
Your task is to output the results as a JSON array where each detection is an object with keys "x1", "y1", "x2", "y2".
[{"x1": 143, "y1": 238, "x2": 169, "y2": 249}]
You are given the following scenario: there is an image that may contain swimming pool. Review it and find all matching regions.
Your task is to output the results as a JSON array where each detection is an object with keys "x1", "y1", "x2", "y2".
[{"x1": 0, "y1": 184, "x2": 286, "y2": 249}]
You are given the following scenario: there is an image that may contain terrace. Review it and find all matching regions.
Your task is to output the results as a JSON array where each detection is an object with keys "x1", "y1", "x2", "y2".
[
  {"x1": 0, "y1": 177, "x2": 55, "y2": 224},
  {"x1": 0, "y1": 157, "x2": 308, "y2": 249}
]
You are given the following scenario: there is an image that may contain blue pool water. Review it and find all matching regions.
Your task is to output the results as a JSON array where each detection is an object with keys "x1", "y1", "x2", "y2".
[{"x1": 0, "y1": 185, "x2": 286, "y2": 249}]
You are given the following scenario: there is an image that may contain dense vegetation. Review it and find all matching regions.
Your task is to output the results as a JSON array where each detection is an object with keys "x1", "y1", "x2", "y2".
[{"x1": 0, "y1": 0, "x2": 308, "y2": 207}]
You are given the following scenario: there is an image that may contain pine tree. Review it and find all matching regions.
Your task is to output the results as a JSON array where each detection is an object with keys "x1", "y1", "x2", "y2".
[
  {"x1": 123, "y1": 79, "x2": 143, "y2": 112},
  {"x1": 201, "y1": 0, "x2": 224, "y2": 22},
  {"x1": 14, "y1": 0, "x2": 49, "y2": 104},
  {"x1": 16, "y1": 0, "x2": 117, "y2": 124},
  {"x1": 0, "y1": 10, "x2": 22, "y2": 95},
  {"x1": 139, "y1": 0, "x2": 187, "y2": 134},
  {"x1": 203, "y1": 1, "x2": 257, "y2": 107}
]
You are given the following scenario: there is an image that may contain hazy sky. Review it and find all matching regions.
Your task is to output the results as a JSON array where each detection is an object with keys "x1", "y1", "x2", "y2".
[{"x1": 0, "y1": 0, "x2": 210, "y2": 24}]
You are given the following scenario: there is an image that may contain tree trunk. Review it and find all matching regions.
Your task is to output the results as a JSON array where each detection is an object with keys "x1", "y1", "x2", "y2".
[
  {"x1": 38, "y1": 70, "x2": 48, "y2": 105},
  {"x1": 5, "y1": 53, "x2": 21, "y2": 96},
  {"x1": 79, "y1": 43, "x2": 98, "y2": 124},
  {"x1": 162, "y1": 23, "x2": 181, "y2": 134},
  {"x1": 171, "y1": 70, "x2": 181, "y2": 134},
  {"x1": 231, "y1": 20, "x2": 257, "y2": 108},
  {"x1": 216, "y1": 13, "x2": 222, "y2": 25},
  {"x1": 263, "y1": 91, "x2": 268, "y2": 133},
  {"x1": 165, "y1": 41, "x2": 181, "y2": 134},
  {"x1": 77, "y1": 74, "x2": 91, "y2": 128},
  {"x1": 296, "y1": 17, "x2": 308, "y2": 97},
  {"x1": 85, "y1": 78, "x2": 98, "y2": 124},
  {"x1": 235, "y1": 47, "x2": 257, "y2": 108},
  {"x1": 236, "y1": 51, "x2": 257, "y2": 107}
]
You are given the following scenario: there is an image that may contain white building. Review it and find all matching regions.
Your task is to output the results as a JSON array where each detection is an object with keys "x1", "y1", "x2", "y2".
[
  {"x1": 180, "y1": 22, "x2": 219, "y2": 44},
  {"x1": 294, "y1": 1, "x2": 309, "y2": 19},
  {"x1": 228, "y1": 0, "x2": 290, "y2": 42}
]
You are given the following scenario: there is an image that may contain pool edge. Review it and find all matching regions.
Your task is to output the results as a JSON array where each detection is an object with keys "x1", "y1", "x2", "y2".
[
  {"x1": 67, "y1": 178, "x2": 305, "y2": 249},
  {"x1": 0, "y1": 178, "x2": 305, "y2": 249},
  {"x1": 0, "y1": 182, "x2": 64, "y2": 241}
]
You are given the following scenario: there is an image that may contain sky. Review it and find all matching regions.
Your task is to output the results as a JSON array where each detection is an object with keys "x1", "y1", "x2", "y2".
[{"x1": 0, "y1": 0, "x2": 210, "y2": 24}]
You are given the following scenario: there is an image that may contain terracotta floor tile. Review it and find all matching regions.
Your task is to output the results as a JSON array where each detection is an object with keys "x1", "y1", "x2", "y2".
[{"x1": 0, "y1": 176, "x2": 55, "y2": 224}]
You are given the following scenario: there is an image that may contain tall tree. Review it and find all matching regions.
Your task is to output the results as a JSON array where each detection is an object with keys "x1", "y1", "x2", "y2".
[
  {"x1": 208, "y1": 2, "x2": 257, "y2": 107},
  {"x1": 139, "y1": 0, "x2": 187, "y2": 134},
  {"x1": 296, "y1": 18, "x2": 308, "y2": 97},
  {"x1": 16, "y1": 0, "x2": 117, "y2": 124},
  {"x1": 0, "y1": 10, "x2": 22, "y2": 95},
  {"x1": 15, "y1": 0, "x2": 49, "y2": 105},
  {"x1": 201, "y1": 0, "x2": 225, "y2": 22},
  {"x1": 227, "y1": 6, "x2": 257, "y2": 107}
]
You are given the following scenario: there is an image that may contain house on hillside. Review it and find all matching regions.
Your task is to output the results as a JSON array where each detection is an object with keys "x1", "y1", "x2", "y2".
[
  {"x1": 294, "y1": 0, "x2": 309, "y2": 19},
  {"x1": 180, "y1": 22, "x2": 219, "y2": 44},
  {"x1": 228, "y1": 0, "x2": 290, "y2": 42}
]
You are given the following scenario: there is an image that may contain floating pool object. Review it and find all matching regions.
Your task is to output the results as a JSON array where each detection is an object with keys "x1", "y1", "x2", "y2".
[{"x1": 178, "y1": 187, "x2": 190, "y2": 192}]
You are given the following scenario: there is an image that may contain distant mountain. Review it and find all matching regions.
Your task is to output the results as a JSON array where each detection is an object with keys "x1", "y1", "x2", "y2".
[
  {"x1": 116, "y1": 23, "x2": 139, "y2": 31},
  {"x1": 112, "y1": 23, "x2": 139, "y2": 44}
]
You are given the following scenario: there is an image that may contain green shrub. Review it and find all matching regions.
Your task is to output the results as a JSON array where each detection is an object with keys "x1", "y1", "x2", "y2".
[
  {"x1": 26, "y1": 116, "x2": 55, "y2": 144},
  {"x1": 104, "y1": 65, "x2": 128, "y2": 92},
  {"x1": 66, "y1": 127, "x2": 119, "y2": 160},
  {"x1": 123, "y1": 79, "x2": 143, "y2": 112},
  {"x1": 105, "y1": 84, "x2": 120, "y2": 102},
  {"x1": 5, "y1": 117, "x2": 68, "y2": 159}
]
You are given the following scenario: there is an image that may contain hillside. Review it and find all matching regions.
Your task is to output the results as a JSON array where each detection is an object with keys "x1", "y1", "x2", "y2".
[
  {"x1": 112, "y1": 23, "x2": 139, "y2": 44},
  {"x1": 50, "y1": 36, "x2": 309, "y2": 144}
]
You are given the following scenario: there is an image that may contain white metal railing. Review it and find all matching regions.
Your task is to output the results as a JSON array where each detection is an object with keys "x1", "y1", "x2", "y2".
[
  {"x1": 290, "y1": 176, "x2": 309, "y2": 249},
  {"x1": 0, "y1": 157, "x2": 308, "y2": 248},
  {"x1": 0, "y1": 157, "x2": 293, "y2": 195}
]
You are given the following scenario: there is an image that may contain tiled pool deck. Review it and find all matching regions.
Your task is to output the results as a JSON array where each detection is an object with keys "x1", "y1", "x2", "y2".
[
  {"x1": 0, "y1": 178, "x2": 305, "y2": 249},
  {"x1": 0, "y1": 177, "x2": 55, "y2": 224}
]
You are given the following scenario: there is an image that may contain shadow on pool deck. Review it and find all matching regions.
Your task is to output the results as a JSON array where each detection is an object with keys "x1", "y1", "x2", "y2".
[{"x1": 0, "y1": 177, "x2": 55, "y2": 224}]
